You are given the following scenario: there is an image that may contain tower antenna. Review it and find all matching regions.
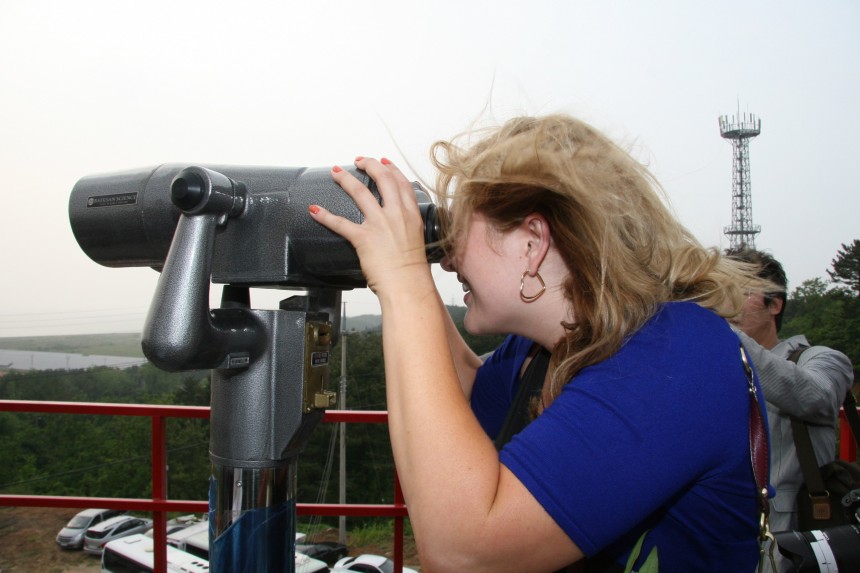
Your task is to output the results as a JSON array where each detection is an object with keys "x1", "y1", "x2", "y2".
[{"x1": 719, "y1": 107, "x2": 762, "y2": 249}]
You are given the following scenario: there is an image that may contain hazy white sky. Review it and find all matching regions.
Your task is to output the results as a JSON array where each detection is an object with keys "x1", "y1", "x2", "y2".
[{"x1": 1, "y1": 0, "x2": 857, "y2": 337}]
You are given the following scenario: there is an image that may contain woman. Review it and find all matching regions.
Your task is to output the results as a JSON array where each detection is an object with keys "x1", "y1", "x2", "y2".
[{"x1": 309, "y1": 115, "x2": 768, "y2": 572}]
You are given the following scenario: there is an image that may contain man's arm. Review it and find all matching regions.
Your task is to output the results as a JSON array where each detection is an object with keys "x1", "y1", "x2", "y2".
[{"x1": 737, "y1": 330, "x2": 854, "y2": 425}]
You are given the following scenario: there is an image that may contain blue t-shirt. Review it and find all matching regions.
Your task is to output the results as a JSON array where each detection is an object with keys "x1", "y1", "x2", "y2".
[{"x1": 471, "y1": 302, "x2": 765, "y2": 572}]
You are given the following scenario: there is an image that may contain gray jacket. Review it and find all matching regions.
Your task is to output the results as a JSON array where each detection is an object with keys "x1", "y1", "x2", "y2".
[{"x1": 737, "y1": 331, "x2": 854, "y2": 534}]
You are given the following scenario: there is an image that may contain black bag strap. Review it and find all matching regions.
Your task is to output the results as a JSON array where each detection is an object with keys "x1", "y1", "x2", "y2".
[
  {"x1": 787, "y1": 344, "x2": 860, "y2": 444},
  {"x1": 790, "y1": 416, "x2": 830, "y2": 497},
  {"x1": 494, "y1": 345, "x2": 551, "y2": 450},
  {"x1": 784, "y1": 344, "x2": 860, "y2": 522},
  {"x1": 786, "y1": 345, "x2": 809, "y2": 365},
  {"x1": 786, "y1": 347, "x2": 828, "y2": 499}
]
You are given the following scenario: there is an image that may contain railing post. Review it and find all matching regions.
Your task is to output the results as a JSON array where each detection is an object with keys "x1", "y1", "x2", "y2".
[
  {"x1": 0, "y1": 402, "x2": 412, "y2": 570},
  {"x1": 152, "y1": 414, "x2": 168, "y2": 573},
  {"x1": 394, "y1": 471, "x2": 404, "y2": 572},
  {"x1": 840, "y1": 408, "x2": 857, "y2": 462}
]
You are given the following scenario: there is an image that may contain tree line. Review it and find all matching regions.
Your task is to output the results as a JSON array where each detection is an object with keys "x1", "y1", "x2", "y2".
[
  {"x1": 0, "y1": 306, "x2": 504, "y2": 521},
  {"x1": 1, "y1": 240, "x2": 857, "y2": 520},
  {"x1": 781, "y1": 240, "x2": 860, "y2": 383}
]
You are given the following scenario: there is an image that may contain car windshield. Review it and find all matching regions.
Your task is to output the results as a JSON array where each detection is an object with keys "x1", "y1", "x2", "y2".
[{"x1": 67, "y1": 516, "x2": 91, "y2": 528}]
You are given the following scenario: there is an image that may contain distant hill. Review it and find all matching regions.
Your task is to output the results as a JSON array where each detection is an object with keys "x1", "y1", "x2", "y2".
[
  {"x1": 0, "y1": 333, "x2": 145, "y2": 357},
  {"x1": 0, "y1": 307, "x2": 473, "y2": 356},
  {"x1": 0, "y1": 317, "x2": 386, "y2": 357},
  {"x1": 342, "y1": 313, "x2": 382, "y2": 332},
  {"x1": 343, "y1": 307, "x2": 472, "y2": 332}
]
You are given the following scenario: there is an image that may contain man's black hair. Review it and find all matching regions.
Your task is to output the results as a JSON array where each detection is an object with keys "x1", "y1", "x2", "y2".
[{"x1": 725, "y1": 248, "x2": 788, "y2": 331}]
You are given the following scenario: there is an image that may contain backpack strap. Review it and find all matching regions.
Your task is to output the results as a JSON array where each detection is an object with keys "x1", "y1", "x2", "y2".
[
  {"x1": 786, "y1": 345, "x2": 838, "y2": 521},
  {"x1": 787, "y1": 345, "x2": 808, "y2": 364},
  {"x1": 787, "y1": 344, "x2": 859, "y2": 443},
  {"x1": 789, "y1": 416, "x2": 832, "y2": 520},
  {"x1": 494, "y1": 345, "x2": 551, "y2": 450}
]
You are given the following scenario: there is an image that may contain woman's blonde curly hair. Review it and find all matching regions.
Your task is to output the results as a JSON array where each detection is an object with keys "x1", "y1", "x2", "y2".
[{"x1": 430, "y1": 114, "x2": 769, "y2": 407}]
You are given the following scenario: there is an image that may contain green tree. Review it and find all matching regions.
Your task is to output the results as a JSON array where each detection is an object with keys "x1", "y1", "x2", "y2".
[
  {"x1": 782, "y1": 278, "x2": 860, "y2": 383},
  {"x1": 828, "y1": 239, "x2": 860, "y2": 298},
  {"x1": 0, "y1": 305, "x2": 506, "y2": 515}
]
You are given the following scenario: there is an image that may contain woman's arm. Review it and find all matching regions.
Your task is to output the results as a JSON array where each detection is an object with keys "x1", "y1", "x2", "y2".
[
  {"x1": 309, "y1": 157, "x2": 582, "y2": 572},
  {"x1": 438, "y1": 292, "x2": 485, "y2": 399}
]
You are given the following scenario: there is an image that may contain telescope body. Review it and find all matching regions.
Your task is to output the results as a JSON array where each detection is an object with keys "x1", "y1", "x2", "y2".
[{"x1": 69, "y1": 163, "x2": 440, "y2": 289}]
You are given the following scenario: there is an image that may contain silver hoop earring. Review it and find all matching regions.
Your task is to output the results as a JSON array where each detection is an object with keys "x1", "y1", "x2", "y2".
[{"x1": 520, "y1": 270, "x2": 546, "y2": 303}]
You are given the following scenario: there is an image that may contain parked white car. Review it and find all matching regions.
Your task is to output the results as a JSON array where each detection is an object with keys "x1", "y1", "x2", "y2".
[
  {"x1": 147, "y1": 513, "x2": 206, "y2": 537},
  {"x1": 83, "y1": 515, "x2": 153, "y2": 555},
  {"x1": 55, "y1": 508, "x2": 125, "y2": 550},
  {"x1": 102, "y1": 533, "x2": 210, "y2": 572},
  {"x1": 166, "y1": 522, "x2": 328, "y2": 572},
  {"x1": 332, "y1": 554, "x2": 419, "y2": 573}
]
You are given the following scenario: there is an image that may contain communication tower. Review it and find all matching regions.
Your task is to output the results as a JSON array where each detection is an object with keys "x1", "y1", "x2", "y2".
[{"x1": 719, "y1": 110, "x2": 761, "y2": 249}]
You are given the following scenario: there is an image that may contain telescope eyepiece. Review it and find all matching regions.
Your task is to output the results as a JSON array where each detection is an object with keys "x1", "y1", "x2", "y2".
[
  {"x1": 419, "y1": 202, "x2": 446, "y2": 262},
  {"x1": 170, "y1": 166, "x2": 246, "y2": 218},
  {"x1": 171, "y1": 171, "x2": 206, "y2": 211}
]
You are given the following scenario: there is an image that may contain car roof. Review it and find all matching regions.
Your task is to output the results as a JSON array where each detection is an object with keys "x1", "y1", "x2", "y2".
[
  {"x1": 88, "y1": 514, "x2": 136, "y2": 532},
  {"x1": 337, "y1": 554, "x2": 389, "y2": 569},
  {"x1": 76, "y1": 508, "x2": 112, "y2": 517},
  {"x1": 166, "y1": 520, "x2": 209, "y2": 543},
  {"x1": 351, "y1": 555, "x2": 387, "y2": 566}
]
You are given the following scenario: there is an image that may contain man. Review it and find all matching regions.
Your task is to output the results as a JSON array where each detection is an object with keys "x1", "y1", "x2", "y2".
[{"x1": 728, "y1": 249, "x2": 854, "y2": 540}]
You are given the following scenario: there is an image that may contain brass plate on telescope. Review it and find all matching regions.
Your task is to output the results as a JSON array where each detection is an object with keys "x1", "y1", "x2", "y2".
[{"x1": 303, "y1": 321, "x2": 336, "y2": 413}]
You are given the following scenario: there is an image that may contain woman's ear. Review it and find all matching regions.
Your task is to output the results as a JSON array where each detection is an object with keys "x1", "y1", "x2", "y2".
[{"x1": 523, "y1": 213, "x2": 551, "y2": 276}]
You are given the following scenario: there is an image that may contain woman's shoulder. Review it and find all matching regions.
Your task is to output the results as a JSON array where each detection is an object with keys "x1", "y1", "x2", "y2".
[
  {"x1": 659, "y1": 300, "x2": 725, "y2": 321},
  {"x1": 609, "y1": 302, "x2": 740, "y2": 377},
  {"x1": 651, "y1": 301, "x2": 734, "y2": 339}
]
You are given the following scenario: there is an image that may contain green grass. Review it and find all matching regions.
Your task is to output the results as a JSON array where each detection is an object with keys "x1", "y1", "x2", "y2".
[
  {"x1": 298, "y1": 517, "x2": 416, "y2": 551},
  {"x1": 346, "y1": 519, "x2": 412, "y2": 546}
]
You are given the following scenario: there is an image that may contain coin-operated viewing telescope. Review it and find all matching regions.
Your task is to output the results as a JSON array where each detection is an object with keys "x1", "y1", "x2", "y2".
[{"x1": 69, "y1": 164, "x2": 442, "y2": 572}]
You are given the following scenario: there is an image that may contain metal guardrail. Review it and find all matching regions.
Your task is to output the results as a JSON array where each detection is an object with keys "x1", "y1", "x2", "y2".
[
  {"x1": 839, "y1": 408, "x2": 858, "y2": 461},
  {"x1": 0, "y1": 400, "x2": 408, "y2": 572},
  {"x1": 2, "y1": 399, "x2": 857, "y2": 572}
]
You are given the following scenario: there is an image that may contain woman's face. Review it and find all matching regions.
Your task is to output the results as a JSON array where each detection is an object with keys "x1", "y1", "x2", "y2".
[{"x1": 441, "y1": 212, "x2": 524, "y2": 334}]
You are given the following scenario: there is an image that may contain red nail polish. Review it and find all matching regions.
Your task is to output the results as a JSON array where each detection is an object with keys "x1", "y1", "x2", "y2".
[
  {"x1": 309, "y1": 205, "x2": 320, "y2": 215},
  {"x1": 332, "y1": 165, "x2": 343, "y2": 173},
  {"x1": 381, "y1": 157, "x2": 392, "y2": 165},
  {"x1": 355, "y1": 156, "x2": 364, "y2": 162}
]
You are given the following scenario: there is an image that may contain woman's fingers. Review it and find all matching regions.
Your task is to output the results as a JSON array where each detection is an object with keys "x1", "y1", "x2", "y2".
[
  {"x1": 309, "y1": 156, "x2": 431, "y2": 295},
  {"x1": 314, "y1": 157, "x2": 422, "y2": 240},
  {"x1": 307, "y1": 201, "x2": 356, "y2": 242},
  {"x1": 356, "y1": 156, "x2": 420, "y2": 214},
  {"x1": 329, "y1": 164, "x2": 384, "y2": 217}
]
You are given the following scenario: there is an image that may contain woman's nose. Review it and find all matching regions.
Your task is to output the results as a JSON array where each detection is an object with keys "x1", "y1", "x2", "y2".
[{"x1": 440, "y1": 255, "x2": 456, "y2": 273}]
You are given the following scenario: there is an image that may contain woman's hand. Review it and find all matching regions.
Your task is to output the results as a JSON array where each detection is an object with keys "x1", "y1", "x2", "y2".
[{"x1": 308, "y1": 157, "x2": 433, "y2": 300}]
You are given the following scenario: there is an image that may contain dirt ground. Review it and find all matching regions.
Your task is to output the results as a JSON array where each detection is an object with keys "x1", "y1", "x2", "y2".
[
  {"x1": 0, "y1": 506, "x2": 419, "y2": 572},
  {"x1": 0, "y1": 506, "x2": 101, "y2": 573}
]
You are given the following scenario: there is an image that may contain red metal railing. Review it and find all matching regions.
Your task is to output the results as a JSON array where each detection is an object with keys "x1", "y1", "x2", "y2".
[
  {"x1": 839, "y1": 408, "x2": 858, "y2": 462},
  {"x1": 0, "y1": 400, "x2": 408, "y2": 573},
  {"x1": 1, "y1": 400, "x2": 858, "y2": 573}
]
